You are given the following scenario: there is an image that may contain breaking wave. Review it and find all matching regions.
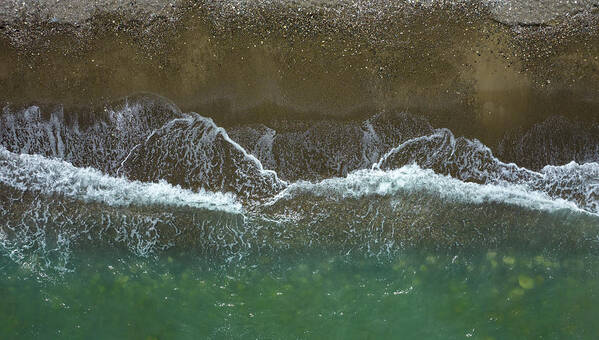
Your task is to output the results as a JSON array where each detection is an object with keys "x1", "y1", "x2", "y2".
[
  {"x1": 375, "y1": 128, "x2": 599, "y2": 214},
  {"x1": 269, "y1": 165, "x2": 589, "y2": 215},
  {"x1": 0, "y1": 146, "x2": 241, "y2": 213},
  {"x1": 121, "y1": 113, "x2": 286, "y2": 200},
  {"x1": 1, "y1": 94, "x2": 598, "y2": 273}
]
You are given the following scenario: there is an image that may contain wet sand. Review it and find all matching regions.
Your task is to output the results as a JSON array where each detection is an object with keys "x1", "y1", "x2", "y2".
[{"x1": 1, "y1": 0, "x2": 598, "y2": 147}]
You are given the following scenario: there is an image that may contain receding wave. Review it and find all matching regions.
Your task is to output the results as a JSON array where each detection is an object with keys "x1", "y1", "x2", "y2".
[
  {"x1": 0, "y1": 95, "x2": 182, "y2": 175},
  {"x1": 121, "y1": 113, "x2": 287, "y2": 200}
]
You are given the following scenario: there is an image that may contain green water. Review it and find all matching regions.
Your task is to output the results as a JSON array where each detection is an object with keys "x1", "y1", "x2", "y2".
[{"x1": 2, "y1": 248, "x2": 598, "y2": 339}]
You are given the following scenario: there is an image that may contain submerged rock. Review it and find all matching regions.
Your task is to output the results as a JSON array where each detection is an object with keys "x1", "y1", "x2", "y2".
[
  {"x1": 503, "y1": 256, "x2": 516, "y2": 266},
  {"x1": 518, "y1": 274, "x2": 535, "y2": 289}
]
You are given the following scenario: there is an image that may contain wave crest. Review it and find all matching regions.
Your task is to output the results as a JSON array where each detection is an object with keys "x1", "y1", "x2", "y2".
[{"x1": 0, "y1": 146, "x2": 241, "y2": 213}]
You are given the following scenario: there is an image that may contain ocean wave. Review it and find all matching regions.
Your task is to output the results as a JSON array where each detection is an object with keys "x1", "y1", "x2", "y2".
[
  {"x1": 0, "y1": 95, "x2": 182, "y2": 175},
  {"x1": 121, "y1": 113, "x2": 287, "y2": 200},
  {"x1": 229, "y1": 112, "x2": 433, "y2": 181},
  {"x1": 1, "y1": 152, "x2": 597, "y2": 273},
  {"x1": 268, "y1": 165, "x2": 591, "y2": 215},
  {"x1": 3, "y1": 99, "x2": 598, "y2": 213},
  {"x1": 376, "y1": 128, "x2": 599, "y2": 214},
  {"x1": 0, "y1": 146, "x2": 242, "y2": 213}
]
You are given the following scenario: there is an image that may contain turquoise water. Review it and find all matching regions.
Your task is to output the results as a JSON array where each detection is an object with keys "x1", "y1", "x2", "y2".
[
  {"x1": 2, "y1": 248, "x2": 598, "y2": 339},
  {"x1": 2, "y1": 100, "x2": 599, "y2": 338}
]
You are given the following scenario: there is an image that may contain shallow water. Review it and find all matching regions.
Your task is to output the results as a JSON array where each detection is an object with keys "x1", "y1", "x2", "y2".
[
  {"x1": 2, "y1": 249, "x2": 598, "y2": 339},
  {"x1": 1, "y1": 95, "x2": 598, "y2": 338}
]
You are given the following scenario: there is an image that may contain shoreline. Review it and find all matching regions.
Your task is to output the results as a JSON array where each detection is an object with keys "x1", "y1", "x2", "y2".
[{"x1": 1, "y1": 1, "x2": 599, "y2": 147}]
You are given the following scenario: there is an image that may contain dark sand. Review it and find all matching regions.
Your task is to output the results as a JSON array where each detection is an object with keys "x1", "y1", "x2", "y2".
[{"x1": 1, "y1": 0, "x2": 598, "y2": 147}]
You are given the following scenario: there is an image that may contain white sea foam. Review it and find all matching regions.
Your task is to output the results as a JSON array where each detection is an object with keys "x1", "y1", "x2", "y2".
[
  {"x1": 120, "y1": 113, "x2": 287, "y2": 199},
  {"x1": 373, "y1": 128, "x2": 599, "y2": 214},
  {"x1": 194, "y1": 115, "x2": 287, "y2": 186},
  {"x1": 269, "y1": 164, "x2": 593, "y2": 215},
  {"x1": 0, "y1": 146, "x2": 242, "y2": 213}
]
